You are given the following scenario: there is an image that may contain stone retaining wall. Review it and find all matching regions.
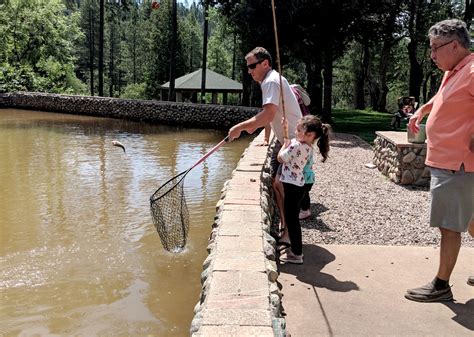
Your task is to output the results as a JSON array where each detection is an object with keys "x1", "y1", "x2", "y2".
[
  {"x1": 0, "y1": 92, "x2": 259, "y2": 129},
  {"x1": 190, "y1": 131, "x2": 285, "y2": 336},
  {"x1": 373, "y1": 131, "x2": 430, "y2": 186}
]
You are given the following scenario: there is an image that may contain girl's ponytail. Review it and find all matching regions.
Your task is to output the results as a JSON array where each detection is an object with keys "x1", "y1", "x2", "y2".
[{"x1": 317, "y1": 123, "x2": 331, "y2": 162}]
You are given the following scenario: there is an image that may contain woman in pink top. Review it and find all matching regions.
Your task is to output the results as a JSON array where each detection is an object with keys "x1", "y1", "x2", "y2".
[{"x1": 405, "y1": 19, "x2": 474, "y2": 302}]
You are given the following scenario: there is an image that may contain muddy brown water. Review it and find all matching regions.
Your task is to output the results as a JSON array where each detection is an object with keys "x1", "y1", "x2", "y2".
[{"x1": 0, "y1": 109, "x2": 253, "y2": 336}]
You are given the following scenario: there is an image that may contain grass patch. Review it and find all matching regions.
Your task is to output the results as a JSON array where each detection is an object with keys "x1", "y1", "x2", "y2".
[{"x1": 328, "y1": 108, "x2": 404, "y2": 144}]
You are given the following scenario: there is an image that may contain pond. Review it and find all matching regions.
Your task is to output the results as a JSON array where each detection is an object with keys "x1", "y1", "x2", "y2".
[{"x1": 0, "y1": 109, "x2": 252, "y2": 336}]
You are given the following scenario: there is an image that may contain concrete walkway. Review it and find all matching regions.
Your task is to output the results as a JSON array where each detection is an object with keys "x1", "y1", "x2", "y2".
[{"x1": 278, "y1": 245, "x2": 474, "y2": 336}]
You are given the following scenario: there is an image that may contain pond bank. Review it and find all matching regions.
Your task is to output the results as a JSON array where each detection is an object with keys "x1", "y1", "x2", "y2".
[
  {"x1": 0, "y1": 92, "x2": 259, "y2": 129},
  {"x1": 191, "y1": 131, "x2": 285, "y2": 336}
]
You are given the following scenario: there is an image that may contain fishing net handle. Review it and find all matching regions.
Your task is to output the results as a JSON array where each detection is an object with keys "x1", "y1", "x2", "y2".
[
  {"x1": 151, "y1": 136, "x2": 229, "y2": 203},
  {"x1": 190, "y1": 136, "x2": 229, "y2": 170},
  {"x1": 271, "y1": 0, "x2": 288, "y2": 139}
]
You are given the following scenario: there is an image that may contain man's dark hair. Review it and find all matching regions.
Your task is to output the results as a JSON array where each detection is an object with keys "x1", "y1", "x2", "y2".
[{"x1": 246, "y1": 47, "x2": 272, "y2": 67}]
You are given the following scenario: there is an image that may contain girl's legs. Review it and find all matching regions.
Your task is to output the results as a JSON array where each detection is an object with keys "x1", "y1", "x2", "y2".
[
  {"x1": 283, "y1": 183, "x2": 305, "y2": 256},
  {"x1": 299, "y1": 183, "x2": 313, "y2": 220},
  {"x1": 300, "y1": 183, "x2": 313, "y2": 211}
]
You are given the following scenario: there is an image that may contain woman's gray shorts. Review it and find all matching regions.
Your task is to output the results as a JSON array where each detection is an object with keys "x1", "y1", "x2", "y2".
[{"x1": 429, "y1": 165, "x2": 474, "y2": 232}]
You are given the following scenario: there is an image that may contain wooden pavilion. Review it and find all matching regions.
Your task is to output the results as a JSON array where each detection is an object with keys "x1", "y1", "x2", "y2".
[{"x1": 161, "y1": 68, "x2": 243, "y2": 104}]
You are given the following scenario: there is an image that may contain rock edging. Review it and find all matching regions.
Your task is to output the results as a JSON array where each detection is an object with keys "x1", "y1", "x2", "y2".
[
  {"x1": 0, "y1": 92, "x2": 259, "y2": 129},
  {"x1": 190, "y1": 132, "x2": 286, "y2": 336}
]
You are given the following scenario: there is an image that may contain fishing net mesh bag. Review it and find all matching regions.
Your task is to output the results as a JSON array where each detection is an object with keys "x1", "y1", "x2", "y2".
[{"x1": 150, "y1": 173, "x2": 189, "y2": 252}]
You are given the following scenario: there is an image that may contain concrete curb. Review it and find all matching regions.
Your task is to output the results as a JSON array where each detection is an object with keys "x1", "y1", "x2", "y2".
[{"x1": 191, "y1": 132, "x2": 286, "y2": 336}]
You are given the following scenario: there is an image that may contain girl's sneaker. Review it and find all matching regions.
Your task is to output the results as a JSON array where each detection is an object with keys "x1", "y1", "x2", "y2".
[
  {"x1": 299, "y1": 209, "x2": 311, "y2": 220},
  {"x1": 279, "y1": 250, "x2": 303, "y2": 264}
]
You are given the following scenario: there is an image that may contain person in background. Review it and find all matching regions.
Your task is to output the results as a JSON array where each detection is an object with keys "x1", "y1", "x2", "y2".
[
  {"x1": 399, "y1": 97, "x2": 415, "y2": 118},
  {"x1": 405, "y1": 18, "x2": 473, "y2": 302},
  {"x1": 278, "y1": 115, "x2": 330, "y2": 264},
  {"x1": 228, "y1": 47, "x2": 302, "y2": 243}
]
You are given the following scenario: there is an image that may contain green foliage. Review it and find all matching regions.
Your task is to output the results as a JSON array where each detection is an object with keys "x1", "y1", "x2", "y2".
[
  {"x1": 0, "y1": 0, "x2": 84, "y2": 93},
  {"x1": 1, "y1": 0, "x2": 470, "y2": 117},
  {"x1": 0, "y1": 63, "x2": 36, "y2": 92},
  {"x1": 120, "y1": 82, "x2": 147, "y2": 99},
  {"x1": 332, "y1": 43, "x2": 358, "y2": 109},
  {"x1": 207, "y1": 7, "x2": 235, "y2": 78},
  {"x1": 178, "y1": 3, "x2": 203, "y2": 74}
]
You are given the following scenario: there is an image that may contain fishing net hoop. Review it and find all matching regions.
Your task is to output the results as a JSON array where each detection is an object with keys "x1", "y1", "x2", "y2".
[
  {"x1": 150, "y1": 170, "x2": 190, "y2": 253},
  {"x1": 149, "y1": 136, "x2": 228, "y2": 253}
]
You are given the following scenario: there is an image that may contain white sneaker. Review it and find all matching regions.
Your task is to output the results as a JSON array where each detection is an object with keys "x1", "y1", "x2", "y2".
[
  {"x1": 279, "y1": 250, "x2": 303, "y2": 264},
  {"x1": 299, "y1": 209, "x2": 311, "y2": 220}
]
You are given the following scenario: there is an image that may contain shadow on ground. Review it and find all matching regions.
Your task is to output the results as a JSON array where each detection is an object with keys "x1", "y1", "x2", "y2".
[
  {"x1": 278, "y1": 244, "x2": 359, "y2": 293},
  {"x1": 444, "y1": 299, "x2": 474, "y2": 331},
  {"x1": 328, "y1": 133, "x2": 373, "y2": 150},
  {"x1": 300, "y1": 203, "x2": 333, "y2": 232}
]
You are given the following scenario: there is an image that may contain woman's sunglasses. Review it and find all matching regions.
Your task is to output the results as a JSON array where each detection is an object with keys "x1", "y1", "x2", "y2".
[{"x1": 247, "y1": 59, "x2": 264, "y2": 69}]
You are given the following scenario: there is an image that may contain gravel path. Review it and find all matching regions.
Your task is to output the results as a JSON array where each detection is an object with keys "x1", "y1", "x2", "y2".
[{"x1": 302, "y1": 133, "x2": 473, "y2": 247}]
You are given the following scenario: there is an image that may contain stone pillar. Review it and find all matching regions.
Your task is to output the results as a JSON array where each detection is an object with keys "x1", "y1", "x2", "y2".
[{"x1": 373, "y1": 131, "x2": 429, "y2": 186}]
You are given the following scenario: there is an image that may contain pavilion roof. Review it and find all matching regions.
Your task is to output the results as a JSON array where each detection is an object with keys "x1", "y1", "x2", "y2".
[{"x1": 161, "y1": 68, "x2": 242, "y2": 92}]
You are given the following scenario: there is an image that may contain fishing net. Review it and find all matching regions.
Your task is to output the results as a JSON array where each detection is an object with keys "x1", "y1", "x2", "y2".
[
  {"x1": 150, "y1": 171, "x2": 190, "y2": 253},
  {"x1": 149, "y1": 136, "x2": 228, "y2": 253}
]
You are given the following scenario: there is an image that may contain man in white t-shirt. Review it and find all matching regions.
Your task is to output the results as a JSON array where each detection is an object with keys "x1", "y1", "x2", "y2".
[
  {"x1": 228, "y1": 46, "x2": 301, "y2": 144},
  {"x1": 228, "y1": 46, "x2": 302, "y2": 245}
]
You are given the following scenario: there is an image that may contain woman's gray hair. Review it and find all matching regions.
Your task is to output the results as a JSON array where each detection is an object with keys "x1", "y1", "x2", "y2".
[{"x1": 428, "y1": 19, "x2": 470, "y2": 49}]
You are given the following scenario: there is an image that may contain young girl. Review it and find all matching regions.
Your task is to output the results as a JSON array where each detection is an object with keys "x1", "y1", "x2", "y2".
[{"x1": 277, "y1": 115, "x2": 330, "y2": 264}]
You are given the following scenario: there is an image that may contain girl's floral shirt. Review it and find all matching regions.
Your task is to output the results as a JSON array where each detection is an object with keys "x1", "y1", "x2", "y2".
[{"x1": 279, "y1": 139, "x2": 313, "y2": 187}]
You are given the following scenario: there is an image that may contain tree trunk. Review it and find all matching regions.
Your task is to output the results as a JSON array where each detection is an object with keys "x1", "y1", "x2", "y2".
[
  {"x1": 241, "y1": 63, "x2": 251, "y2": 106},
  {"x1": 132, "y1": 19, "x2": 137, "y2": 84},
  {"x1": 375, "y1": 0, "x2": 400, "y2": 112},
  {"x1": 201, "y1": 1, "x2": 209, "y2": 103},
  {"x1": 464, "y1": 0, "x2": 472, "y2": 28},
  {"x1": 305, "y1": 53, "x2": 322, "y2": 116},
  {"x1": 89, "y1": 6, "x2": 94, "y2": 96},
  {"x1": 407, "y1": 43, "x2": 423, "y2": 103},
  {"x1": 376, "y1": 40, "x2": 391, "y2": 112},
  {"x1": 354, "y1": 43, "x2": 366, "y2": 110},
  {"x1": 231, "y1": 32, "x2": 236, "y2": 80},
  {"x1": 99, "y1": 0, "x2": 104, "y2": 96},
  {"x1": 421, "y1": 71, "x2": 430, "y2": 104},
  {"x1": 407, "y1": 0, "x2": 424, "y2": 103},
  {"x1": 109, "y1": 25, "x2": 114, "y2": 97},
  {"x1": 322, "y1": 48, "x2": 333, "y2": 122},
  {"x1": 168, "y1": 0, "x2": 177, "y2": 101},
  {"x1": 429, "y1": 66, "x2": 439, "y2": 100}
]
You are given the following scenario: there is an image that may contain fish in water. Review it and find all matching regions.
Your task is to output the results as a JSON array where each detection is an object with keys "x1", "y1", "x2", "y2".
[{"x1": 111, "y1": 140, "x2": 126, "y2": 153}]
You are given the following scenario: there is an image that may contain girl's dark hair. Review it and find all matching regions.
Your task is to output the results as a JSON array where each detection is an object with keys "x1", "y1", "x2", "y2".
[{"x1": 300, "y1": 115, "x2": 331, "y2": 162}]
